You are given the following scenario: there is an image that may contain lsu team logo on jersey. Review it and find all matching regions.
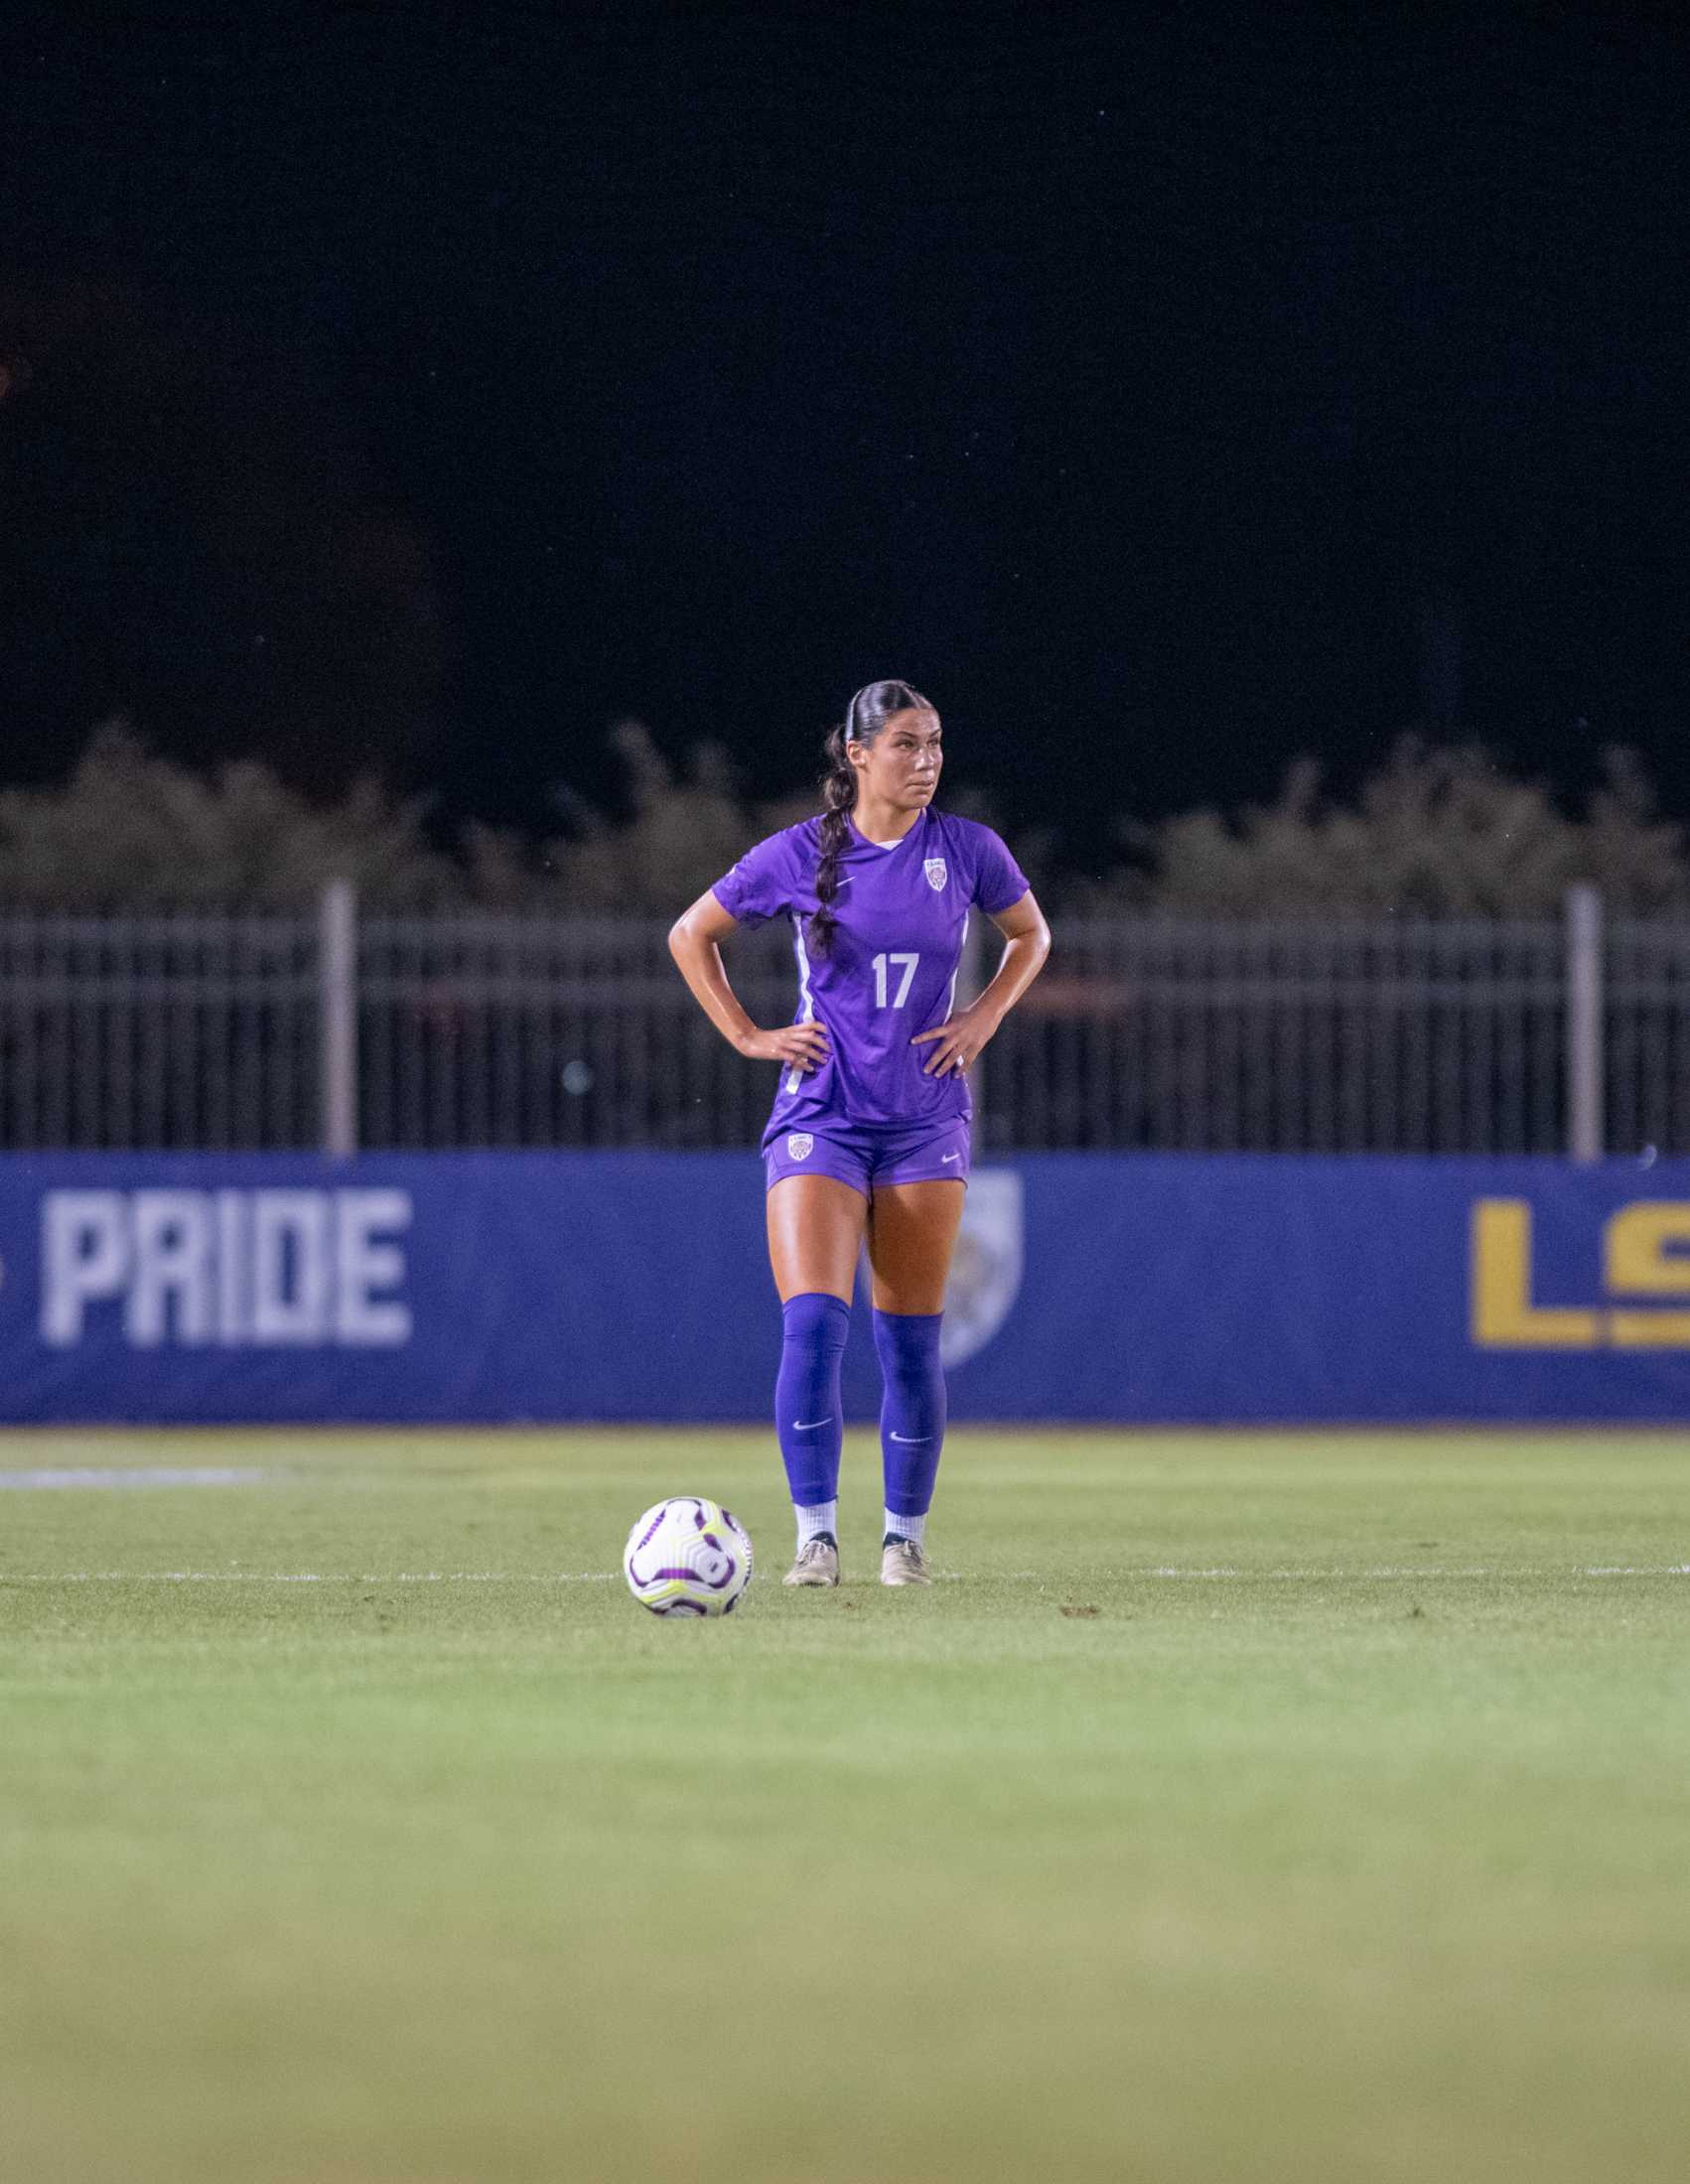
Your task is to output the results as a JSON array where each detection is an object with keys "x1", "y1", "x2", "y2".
[
  {"x1": 785, "y1": 1133, "x2": 814, "y2": 1161},
  {"x1": 938, "y1": 1168, "x2": 1023, "y2": 1369},
  {"x1": 923, "y1": 858, "x2": 948, "y2": 891}
]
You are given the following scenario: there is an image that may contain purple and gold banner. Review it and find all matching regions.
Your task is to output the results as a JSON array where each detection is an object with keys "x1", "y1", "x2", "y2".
[{"x1": 1, "y1": 1152, "x2": 1687, "y2": 1423}]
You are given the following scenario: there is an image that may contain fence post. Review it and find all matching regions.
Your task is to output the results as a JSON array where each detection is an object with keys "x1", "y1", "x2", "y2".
[
  {"x1": 1564, "y1": 883, "x2": 1603, "y2": 1164},
  {"x1": 319, "y1": 879, "x2": 358, "y2": 1158}
]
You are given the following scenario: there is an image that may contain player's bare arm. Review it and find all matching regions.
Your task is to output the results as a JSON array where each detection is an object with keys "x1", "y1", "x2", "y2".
[
  {"x1": 667, "y1": 889, "x2": 831, "y2": 1074},
  {"x1": 911, "y1": 888, "x2": 1052, "y2": 1077}
]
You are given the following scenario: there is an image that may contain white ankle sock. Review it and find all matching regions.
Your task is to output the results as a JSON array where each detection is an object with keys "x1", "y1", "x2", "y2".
[
  {"x1": 795, "y1": 1501, "x2": 837, "y2": 1548},
  {"x1": 884, "y1": 1509, "x2": 925, "y2": 1546}
]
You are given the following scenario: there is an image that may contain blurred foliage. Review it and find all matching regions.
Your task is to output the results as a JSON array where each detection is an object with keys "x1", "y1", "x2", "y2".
[
  {"x1": 0, "y1": 724, "x2": 457, "y2": 908},
  {"x1": 0, "y1": 720, "x2": 806, "y2": 911},
  {"x1": 534, "y1": 722, "x2": 763, "y2": 912},
  {"x1": 4, "y1": 722, "x2": 1686, "y2": 916},
  {"x1": 1081, "y1": 740, "x2": 1690, "y2": 916}
]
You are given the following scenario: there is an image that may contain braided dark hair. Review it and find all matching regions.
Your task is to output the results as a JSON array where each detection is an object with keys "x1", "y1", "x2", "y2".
[{"x1": 808, "y1": 678, "x2": 933, "y2": 956}]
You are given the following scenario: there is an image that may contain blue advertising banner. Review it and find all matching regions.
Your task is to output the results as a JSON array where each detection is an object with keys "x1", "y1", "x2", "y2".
[{"x1": 1, "y1": 1152, "x2": 1688, "y2": 1425}]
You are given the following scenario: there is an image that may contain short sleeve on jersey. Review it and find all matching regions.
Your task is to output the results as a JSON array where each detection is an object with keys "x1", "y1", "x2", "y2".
[
  {"x1": 710, "y1": 826, "x2": 805, "y2": 927},
  {"x1": 971, "y1": 825, "x2": 1031, "y2": 916}
]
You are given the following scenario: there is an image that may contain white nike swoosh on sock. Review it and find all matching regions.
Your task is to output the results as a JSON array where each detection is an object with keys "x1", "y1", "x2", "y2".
[
  {"x1": 888, "y1": 1432, "x2": 931, "y2": 1442},
  {"x1": 792, "y1": 1417, "x2": 833, "y2": 1431}
]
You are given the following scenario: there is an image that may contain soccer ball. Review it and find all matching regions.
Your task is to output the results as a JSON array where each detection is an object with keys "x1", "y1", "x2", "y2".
[{"x1": 623, "y1": 1497, "x2": 754, "y2": 1617}]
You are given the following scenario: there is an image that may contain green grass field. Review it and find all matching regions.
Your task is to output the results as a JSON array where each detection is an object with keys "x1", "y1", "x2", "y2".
[{"x1": 3, "y1": 1428, "x2": 1689, "y2": 2184}]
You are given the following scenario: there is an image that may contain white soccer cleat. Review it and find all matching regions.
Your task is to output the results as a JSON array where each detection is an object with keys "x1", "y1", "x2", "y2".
[
  {"x1": 880, "y1": 1535, "x2": 931, "y2": 1586},
  {"x1": 783, "y1": 1534, "x2": 840, "y2": 1587}
]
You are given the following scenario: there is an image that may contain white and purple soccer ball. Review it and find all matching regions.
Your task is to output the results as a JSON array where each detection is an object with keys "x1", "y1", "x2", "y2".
[{"x1": 623, "y1": 1497, "x2": 754, "y2": 1617}]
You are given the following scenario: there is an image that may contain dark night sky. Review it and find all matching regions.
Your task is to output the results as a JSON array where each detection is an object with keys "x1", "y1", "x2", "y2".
[{"x1": 1, "y1": 2, "x2": 1687, "y2": 876}]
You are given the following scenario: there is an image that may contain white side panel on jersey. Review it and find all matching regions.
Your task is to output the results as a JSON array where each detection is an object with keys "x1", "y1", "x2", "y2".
[
  {"x1": 946, "y1": 911, "x2": 967, "y2": 1019},
  {"x1": 786, "y1": 913, "x2": 815, "y2": 1094}
]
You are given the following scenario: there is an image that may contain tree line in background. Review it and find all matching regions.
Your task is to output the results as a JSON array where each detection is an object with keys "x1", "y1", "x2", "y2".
[{"x1": 2, "y1": 719, "x2": 1687, "y2": 917}]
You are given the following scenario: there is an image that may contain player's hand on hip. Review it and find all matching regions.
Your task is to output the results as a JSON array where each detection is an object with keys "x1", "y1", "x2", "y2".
[
  {"x1": 912, "y1": 1003, "x2": 997, "y2": 1077},
  {"x1": 738, "y1": 1022, "x2": 831, "y2": 1072}
]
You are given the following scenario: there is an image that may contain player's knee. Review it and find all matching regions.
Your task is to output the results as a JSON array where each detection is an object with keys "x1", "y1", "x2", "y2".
[
  {"x1": 782, "y1": 1291, "x2": 850, "y2": 1355},
  {"x1": 872, "y1": 1306, "x2": 944, "y2": 1380}
]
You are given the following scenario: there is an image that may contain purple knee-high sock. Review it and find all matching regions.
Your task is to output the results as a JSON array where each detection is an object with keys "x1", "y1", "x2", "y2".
[
  {"x1": 873, "y1": 1308, "x2": 946, "y2": 1517},
  {"x1": 775, "y1": 1293, "x2": 850, "y2": 1509}
]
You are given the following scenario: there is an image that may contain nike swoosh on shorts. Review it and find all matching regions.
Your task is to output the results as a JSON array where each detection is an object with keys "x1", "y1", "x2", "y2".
[{"x1": 941, "y1": 1153, "x2": 959, "y2": 1162}]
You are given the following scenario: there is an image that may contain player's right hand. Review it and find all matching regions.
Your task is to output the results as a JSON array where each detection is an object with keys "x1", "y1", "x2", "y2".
[{"x1": 738, "y1": 1023, "x2": 831, "y2": 1072}]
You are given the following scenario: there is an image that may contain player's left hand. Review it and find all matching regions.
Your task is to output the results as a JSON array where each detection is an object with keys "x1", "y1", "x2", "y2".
[{"x1": 912, "y1": 1003, "x2": 999, "y2": 1077}]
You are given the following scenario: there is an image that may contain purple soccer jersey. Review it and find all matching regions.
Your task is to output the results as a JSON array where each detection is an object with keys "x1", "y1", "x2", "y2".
[{"x1": 710, "y1": 806, "x2": 1030, "y2": 1137}]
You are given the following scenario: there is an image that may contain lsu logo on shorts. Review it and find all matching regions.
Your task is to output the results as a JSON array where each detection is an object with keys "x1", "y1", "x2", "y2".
[{"x1": 785, "y1": 1133, "x2": 814, "y2": 1161}]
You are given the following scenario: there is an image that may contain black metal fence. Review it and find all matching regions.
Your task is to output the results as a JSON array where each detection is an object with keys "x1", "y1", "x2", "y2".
[{"x1": 2, "y1": 891, "x2": 1679, "y2": 1156}]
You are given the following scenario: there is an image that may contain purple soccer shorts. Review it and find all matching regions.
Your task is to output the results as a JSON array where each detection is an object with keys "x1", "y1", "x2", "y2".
[{"x1": 763, "y1": 1114, "x2": 971, "y2": 1197}]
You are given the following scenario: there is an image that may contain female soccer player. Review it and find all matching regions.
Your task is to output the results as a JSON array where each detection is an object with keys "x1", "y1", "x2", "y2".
[{"x1": 668, "y1": 679, "x2": 1051, "y2": 1587}]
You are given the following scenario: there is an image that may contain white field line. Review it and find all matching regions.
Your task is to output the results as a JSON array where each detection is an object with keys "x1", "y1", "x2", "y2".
[
  {"x1": 0, "y1": 1570, "x2": 619, "y2": 1584},
  {"x1": 1, "y1": 1566, "x2": 1687, "y2": 1586},
  {"x1": 1005, "y1": 1565, "x2": 1690, "y2": 1581},
  {"x1": 1160, "y1": 1565, "x2": 1689, "y2": 1579},
  {"x1": 0, "y1": 1468, "x2": 275, "y2": 1491}
]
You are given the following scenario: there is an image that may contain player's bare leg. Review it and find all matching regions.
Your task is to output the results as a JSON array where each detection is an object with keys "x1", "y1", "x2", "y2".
[
  {"x1": 768, "y1": 1175, "x2": 867, "y2": 1584},
  {"x1": 767, "y1": 1173, "x2": 866, "y2": 1306},
  {"x1": 867, "y1": 1180, "x2": 965, "y2": 1583},
  {"x1": 865, "y1": 1180, "x2": 964, "y2": 1315}
]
